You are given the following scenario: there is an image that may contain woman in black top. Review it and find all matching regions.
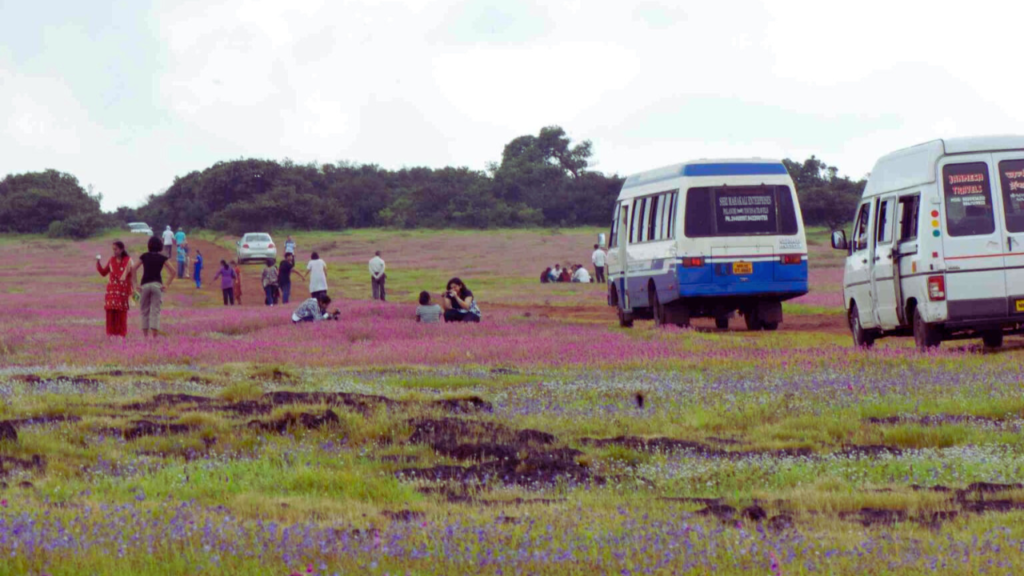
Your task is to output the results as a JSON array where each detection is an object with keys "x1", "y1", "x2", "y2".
[
  {"x1": 442, "y1": 277, "x2": 481, "y2": 323},
  {"x1": 131, "y1": 236, "x2": 177, "y2": 337}
]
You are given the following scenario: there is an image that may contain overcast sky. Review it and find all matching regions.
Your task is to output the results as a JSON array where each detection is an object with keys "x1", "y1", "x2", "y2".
[{"x1": 3, "y1": 0, "x2": 1023, "y2": 211}]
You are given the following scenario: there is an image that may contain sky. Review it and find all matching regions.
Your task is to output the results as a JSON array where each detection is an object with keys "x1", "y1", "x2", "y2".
[{"x1": 2, "y1": 0, "x2": 1024, "y2": 211}]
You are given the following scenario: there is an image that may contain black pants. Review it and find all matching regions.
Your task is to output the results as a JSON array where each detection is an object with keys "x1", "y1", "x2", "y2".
[
  {"x1": 372, "y1": 275, "x2": 386, "y2": 301},
  {"x1": 222, "y1": 288, "x2": 234, "y2": 306},
  {"x1": 595, "y1": 266, "x2": 605, "y2": 283},
  {"x1": 444, "y1": 309, "x2": 480, "y2": 323}
]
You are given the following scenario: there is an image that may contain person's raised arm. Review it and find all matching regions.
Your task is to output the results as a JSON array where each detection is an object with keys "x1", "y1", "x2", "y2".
[{"x1": 96, "y1": 258, "x2": 110, "y2": 277}]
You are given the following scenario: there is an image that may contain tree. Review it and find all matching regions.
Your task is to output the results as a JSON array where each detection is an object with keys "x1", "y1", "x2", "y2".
[
  {"x1": 0, "y1": 170, "x2": 106, "y2": 237},
  {"x1": 783, "y1": 156, "x2": 865, "y2": 230}
]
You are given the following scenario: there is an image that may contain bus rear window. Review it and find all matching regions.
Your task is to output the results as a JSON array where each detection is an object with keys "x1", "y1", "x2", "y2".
[
  {"x1": 943, "y1": 162, "x2": 995, "y2": 237},
  {"x1": 684, "y1": 186, "x2": 798, "y2": 237}
]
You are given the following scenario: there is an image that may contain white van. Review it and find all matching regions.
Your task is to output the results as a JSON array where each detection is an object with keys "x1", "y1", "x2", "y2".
[
  {"x1": 607, "y1": 159, "x2": 809, "y2": 330},
  {"x1": 832, "y1": 136, "x2": 1024, "y2": 349}
]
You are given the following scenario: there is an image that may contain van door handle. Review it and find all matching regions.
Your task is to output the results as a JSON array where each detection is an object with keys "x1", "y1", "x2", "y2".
[{"x1": 861, "y1": 258, "x2": 868, "y2": 264}]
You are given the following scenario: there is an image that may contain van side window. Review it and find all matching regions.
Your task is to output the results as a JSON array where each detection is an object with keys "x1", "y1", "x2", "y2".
[
  {"x1": 999, "y1": 159, "x2": 1024, "y2": 233},
  {"x1": 875, "y1": 198, "x2": 893, "y2": 245},
  {"x1": 942, "y1": 162, "x2": 995, "y2": 237},
  {"x1": 897, "y1": 195, "x2": 919, "y2": 243},
  {"x1": 852, "y1": 203, "x2": 871, "y2": 252}
]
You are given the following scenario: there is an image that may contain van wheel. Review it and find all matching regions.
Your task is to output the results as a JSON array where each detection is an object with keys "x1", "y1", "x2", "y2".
[
  {"x1": 849, "y1": 304, "x2": 875, "y2": 348},
  {"x1": 982, "y1": 330, "x2": 1004, "y2": 349},
  {"x1": 617, "y1": 308, "x2": 634, "y2": 328},
  {"x1": 650, "y1": 286, "x2": 666, "y2": 327},
  {"x1": 762, "y1": 321, "x2": 779, "y2": 331},
  {"x1": 715, "y1": 316, "x2": 729, "y2": 330},
  {"x1": 913, "y1": 308, "x2": 942, "y2": 350}
]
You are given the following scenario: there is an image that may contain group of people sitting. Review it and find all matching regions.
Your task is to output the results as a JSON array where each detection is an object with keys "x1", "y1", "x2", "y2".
[
  {"x1": 541, "y1": 263, "x2": 592, "y2": 284},
  {"x1": 291, "y1": 277, "x2": 482, "y2": 325}
]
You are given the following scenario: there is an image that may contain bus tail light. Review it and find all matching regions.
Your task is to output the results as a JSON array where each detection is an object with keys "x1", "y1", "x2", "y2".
[
  {"x1": 681, "y1": 257, "x2": 705, "y2": 268},
  {"x1": 927, "y1": 276, "x2": 946, "y2": 301},
  {"x1": 780, "y1": 254, "x2": 802, "y2": 265}
]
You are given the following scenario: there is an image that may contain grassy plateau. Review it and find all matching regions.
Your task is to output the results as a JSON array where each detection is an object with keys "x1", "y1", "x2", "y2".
[{"x1": 0, "y1": 227, "x2": 1022, "y2": 575}]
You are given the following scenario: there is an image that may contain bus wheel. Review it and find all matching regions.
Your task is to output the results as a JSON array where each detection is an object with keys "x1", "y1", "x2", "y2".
[
  {"x1": 650, "y1": 286, "x2": 667, "y2": 327},
  {"x1": 715, "y1": 316, "x2": 729, "y2": 330},
  {"x1": 618, "y1": 308, "x2": 634, "y2": 328},
  {"x1": 762, "y1": 321, "x2": 779, "y2": 331},
  {"x1": 849, "y1": 304, "x2": 875, "y2": 348},
  {"x1": 744, "y1": 308, "x2": 763, "y2": 331},
  {"x1": 913, "y1": 308, "x2": 941, "y2": 350},
  {"x1": 982, "y1": 330, "x2": 1004, "y2": 349}
]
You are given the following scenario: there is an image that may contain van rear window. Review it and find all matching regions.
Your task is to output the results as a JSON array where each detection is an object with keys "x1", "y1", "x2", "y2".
[
  {"x1": 942, "y1": 162, "x2": 995, "y2": 237},
  {"x1": 999, "y1": 159, "x2": 1024, "y2": 233},
  {"x1": 684, "y1": 186, "x2": 798, "y2": 238}
]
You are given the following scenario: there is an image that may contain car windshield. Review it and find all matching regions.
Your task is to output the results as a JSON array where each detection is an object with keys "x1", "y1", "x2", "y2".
[{"x1": 245, "y1": 234, "x2": 271, "y2": 242}]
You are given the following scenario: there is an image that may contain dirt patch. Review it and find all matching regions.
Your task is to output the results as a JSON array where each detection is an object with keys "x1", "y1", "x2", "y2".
[
  {"x1": 11, "y1": 374, "x2": 100, "y2": 387},
  {"x1": 263, "y1": 391, "x2": 398, "y2": 415},
  {"x1": 581, "y1": 436, "x2": 812, "y2": 459},
  {"x1": 841, "y1": 507, "x2": 907, "y2": 527},
  {"x1": 2, "y1": 415, "x2": 81, "y2": 427},
  {"x1": 379, "y1": 454, "x2": 419, "y2": 464},
  {"x1": 865, "y1": 414, "x2": 1004, "y2": 426},
  {"x1": 742, "y1": 505, "x2": 768, "y2": 522},
  {"x1": 837, "y1": 444, "x2": 903, "y2": 458},
  {"x1": 433, "y1": 396, "x2": 493, "y2": 414},
  {"x1": 0, "y1": 422, "x2": 16, "y2": 442},
  {"x1": 766, "y1": 514, "x2": 795, "y2": 531},
  {"x1": 123, "y1": 420, "x2": 197, "y2": 441},
  {"x1": 247, "y1": 410, "x2": 340, "y2": 433},
  {"x1": 382, "y1": 510, "x2": 425, "y2": 522},
  {"x1": 397, "y1": 453, "x2": 599, "y2": 487},
  {"x1": 0, "y1": 455, "x2": 46, "y2": 475},
  {"x1": 659, "y1": 496, "x2": 724, "y2": 506},
  {"x1": 696, "y1": 504, "x2": 736, "y2": 521}
]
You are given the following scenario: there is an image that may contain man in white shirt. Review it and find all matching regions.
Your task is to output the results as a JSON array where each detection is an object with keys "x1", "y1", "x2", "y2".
[
  {"x1": 369, "y1": 251, "x2": 386, "y2": 301},
  {"x1": 591, "y1": 244, "x2": 607, "y2": 283},
  {"x1": 161, "y1": 226, "x2": 175, "y2": 258},
  {"x1": 571, "y1": 264, "x2": 591, "y2": 283}
]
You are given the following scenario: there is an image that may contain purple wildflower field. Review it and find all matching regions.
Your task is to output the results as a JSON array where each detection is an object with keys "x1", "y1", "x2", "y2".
[{"x1": 2, "y1": 230, "x2": 1024, "y2": 575}]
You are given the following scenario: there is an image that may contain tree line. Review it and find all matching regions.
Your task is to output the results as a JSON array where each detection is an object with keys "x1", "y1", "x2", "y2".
[{"x1": 0, "y1": 126, "x2": 865, "y2": 238}]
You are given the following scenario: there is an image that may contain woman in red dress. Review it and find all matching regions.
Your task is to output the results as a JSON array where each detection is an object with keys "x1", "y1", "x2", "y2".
[{"x1": 96, "y1": 240, "x2": 134, "y2": 337}]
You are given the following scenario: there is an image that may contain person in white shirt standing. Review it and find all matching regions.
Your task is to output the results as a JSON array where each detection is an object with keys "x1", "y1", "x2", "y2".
[
  {"x1": 306, "y1": 252, "x2": 328, "y2": 300},
  {"x1": 369, "y1": 251, "x2": 386, "y2": 301},
  {"x1": 161, "y1": 226, "x2": 175, "y2": 258},
  {"x1": 591, "y1": 244, "x2": 607, "y2": 283}
]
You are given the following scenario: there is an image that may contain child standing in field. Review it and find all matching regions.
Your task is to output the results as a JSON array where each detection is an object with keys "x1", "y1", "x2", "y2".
[
  {"x1": 415, "y1": 291, "x2": 442, "y2": 324},
  {"x1": 176, "y1": 244, "x2": 186, "y2": 279},
  {"x1": 193, "y1": 250, "x2": 203, "y2": 288},
  {"x1": 213, "y1": 260, "x2": 236, "y2": 305},
  {"x1": 262, "y1": 259, "x2": 279, "y2": 306},
  {"x1": 95, "y1": 240, "x2": 134, "y2": 338}
]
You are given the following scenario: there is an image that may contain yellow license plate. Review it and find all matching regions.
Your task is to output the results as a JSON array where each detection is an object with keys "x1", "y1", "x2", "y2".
[
  {"x1": 732, "y1": 262, "x2": 753, "y2": 275},
  {"x1": 1016, "y1": 300, "x2": 1024, "y2": 313}
]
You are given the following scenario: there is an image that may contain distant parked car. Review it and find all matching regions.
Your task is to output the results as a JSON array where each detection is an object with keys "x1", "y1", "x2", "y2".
[
  {"x1": 128, "y1": 222, "x2": 153, "y2": 236},
  {"x1": 236, "y1": 233, "x2": 277, "y2": 264}
]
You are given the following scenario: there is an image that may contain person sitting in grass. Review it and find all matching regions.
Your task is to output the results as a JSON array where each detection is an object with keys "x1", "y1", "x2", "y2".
[
  {"x1": 571, "y1": 264, "x2": 591, "y2": 283},
  {"x1": 292, "y1": 295, "x2": 339, "y2": 323},
  {"x1": 415, "y1": 291, "x2": 442, "y2": 323},
  {"x1": 442, "y1": 277, "x2": 481, "y2": 323}
]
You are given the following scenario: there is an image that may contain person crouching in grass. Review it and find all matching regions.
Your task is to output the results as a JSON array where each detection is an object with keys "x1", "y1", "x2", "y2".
[{"x1": 292, "y1": 295, "x2": 339, "y2": 323}]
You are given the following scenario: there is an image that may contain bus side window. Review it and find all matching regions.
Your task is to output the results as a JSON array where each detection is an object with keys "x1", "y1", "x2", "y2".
[
  {"x1": 897, "y1": 195, "x2": 919, "y2": 243},
  {"x1": 609, "y1": 204, "x2": 619, "y2": 248},
  {"x1": 852, "y1": 202, "x2": 871, "y2": 252}
]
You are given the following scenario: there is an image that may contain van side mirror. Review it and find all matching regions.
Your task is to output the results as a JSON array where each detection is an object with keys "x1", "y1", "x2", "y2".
[{"x1": 831, "y1": 230, "x2": 848, "y2": 251}]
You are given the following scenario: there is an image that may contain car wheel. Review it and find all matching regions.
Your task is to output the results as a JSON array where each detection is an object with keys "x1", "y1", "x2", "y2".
[
  {"x1": 982, "y1": 330, "x2": 1004, "y2": 349},
  {"x1": 849, "y1": 304, "x2": 875, "y2": 348},
  {"x1": 715, "y1": 316, "x2": 729, "y2": 330},
  {"x1": 913, "y1": 308, "x2": 941, "y2": 351}
]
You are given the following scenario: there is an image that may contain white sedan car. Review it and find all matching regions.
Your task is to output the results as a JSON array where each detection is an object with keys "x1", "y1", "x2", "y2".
[
  {"x1": 236, "y1": 233, "x2": 277, "y2": 264},
  {"x1": 128, "y1": 222, "x2": 153, "y2": 235}
]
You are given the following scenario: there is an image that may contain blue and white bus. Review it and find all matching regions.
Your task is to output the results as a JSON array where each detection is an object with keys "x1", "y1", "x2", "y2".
[{"x1": 606, "y1": 159, "x2": 809, "y2": 330}]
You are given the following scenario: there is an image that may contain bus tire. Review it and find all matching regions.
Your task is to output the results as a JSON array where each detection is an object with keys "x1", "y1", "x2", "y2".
[
  {"x1": 715, "y1": 316, "x2": 729, "y2": 330},
  {"x1": 618, "y1": 308, "x2": 634, "y2": 328},
  {"x1": 744, "y1": 308, "x2": 763, "y2": 331},
  {"x1": 982, "y1": 330, "x2": 1004, "y2": 349},
  {"x1": 849, "y1": 304, "x2": 875, "y2": 348},
  {"x1": 913, "y1": 308, "x2": 941, "y2": 350},
  {"x1": 650, "y1": 285, "x2": 667, "y2": 327}
]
